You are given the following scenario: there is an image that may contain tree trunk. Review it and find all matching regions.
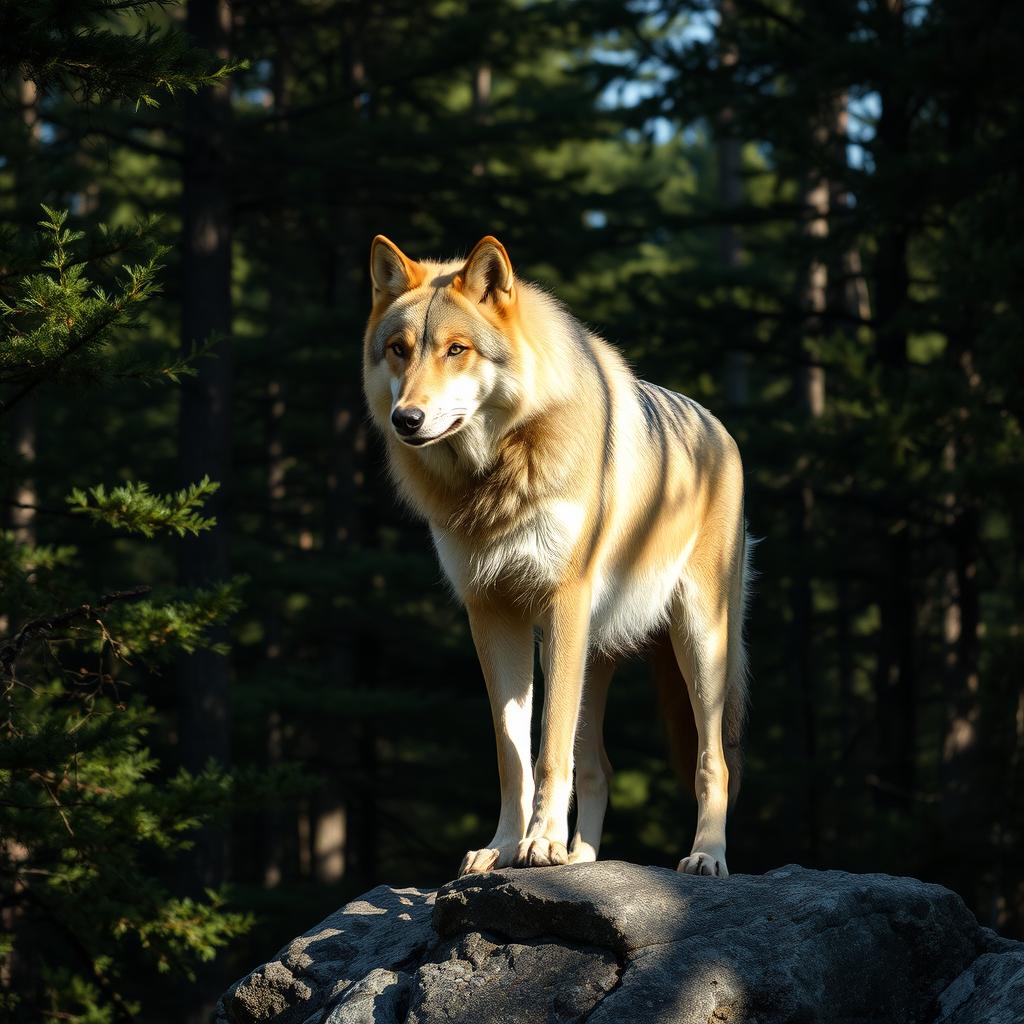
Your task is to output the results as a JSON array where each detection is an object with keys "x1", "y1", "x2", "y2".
[
  {"x1": 316, "y1": 22, "x2": 370, "y2": 886},
  {"x1": 868, "y1": 0, "x2": 918, "y2": 809},
  {"x1": 941, "y1": 453, "x2": 980, "y2": 803},
  {"x1": 827, "y1": 93, "x2": 870, "y2": 829},
  {"x1": 717, "y1": 0, "x2": 748, "y2": 408},
  {"x1": 177, "y1": 0, "x2": 233, "y2": 902},
  {"x1": 790, "y1": 115, "x2": 829, "y2": 864},
  {"x1": 828, "y1": 96, "x2": 872, "y2": 331},
  {"x1": 176, "y1": 5, "x2": 233, "y2": 1018},
  {"x1": 472, "y1": 63, "x2": 491, "y2": 177},
  {"x1": 7, "y1": 390, "x2": 36, "y2": 547},
  {"x1": 7, "y1": 79, "x2": 41, "y2": 546},
  {"x1": 322, "y1": 252, "x2": 362, "y2": 886},
  {"x1": 262, "y1": 28, "x2": 291, "y2": 891}
]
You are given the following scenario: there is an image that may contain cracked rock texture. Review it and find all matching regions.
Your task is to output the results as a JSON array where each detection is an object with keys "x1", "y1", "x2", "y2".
[{"x1": 215, "y1": 862, "x2": 1024, "y2": 1024}]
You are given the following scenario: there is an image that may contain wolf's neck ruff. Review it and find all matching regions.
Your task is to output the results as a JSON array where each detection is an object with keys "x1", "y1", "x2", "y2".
[{"x1": 400, "y1": 336, "x2": 605, "y2": 543}]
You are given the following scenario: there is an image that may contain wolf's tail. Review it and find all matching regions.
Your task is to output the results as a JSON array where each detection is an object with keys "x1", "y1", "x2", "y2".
[{"x1": 723, "y1": 526, "x2": 755, "y2": 804}]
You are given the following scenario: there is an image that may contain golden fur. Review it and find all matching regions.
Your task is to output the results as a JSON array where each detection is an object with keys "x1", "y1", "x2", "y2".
[{"x1": 363, "y1": 234, "x2": 751, "y2": 877}]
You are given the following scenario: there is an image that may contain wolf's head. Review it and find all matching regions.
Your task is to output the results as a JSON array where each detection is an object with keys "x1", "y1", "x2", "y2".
[{"x1": 362, "y1": 235, "x2": 521, "y2": 452}]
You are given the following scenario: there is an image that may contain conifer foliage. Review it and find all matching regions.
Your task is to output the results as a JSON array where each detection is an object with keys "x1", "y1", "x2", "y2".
[
  {"x1": 0, "y1": 0, "x2": 242, "y2": 106},
  {"x1": 0, "y1": 5, "x2": 248, "y2": 1021}
]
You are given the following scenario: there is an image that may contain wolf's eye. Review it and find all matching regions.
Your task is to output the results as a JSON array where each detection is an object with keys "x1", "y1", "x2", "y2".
[
  {"x1": 447, "y1": 343, "x2": 467, "y2": 357},
  {"x1": 389, "y1": 340, "x2": 406, "y2": 358}
]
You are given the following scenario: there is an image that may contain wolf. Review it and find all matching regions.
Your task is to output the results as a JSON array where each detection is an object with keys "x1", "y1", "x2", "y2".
[{"x1": 362, "y1": 234, "x2": 751, "y2": 878}]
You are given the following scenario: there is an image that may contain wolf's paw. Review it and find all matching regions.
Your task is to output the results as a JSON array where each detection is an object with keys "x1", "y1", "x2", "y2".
[
  {"x1": 514, "y1": 836, "x2": 568, "y2": 867},
  {"x1": 567, "y1": 838, "x2": 598, "y2": 864},
  {"x1": 458, "y1": 842, "x2": 518, "y2": 877},
  {"x1": 677, "y1": 850, "x2": 729, "y2": 877}
]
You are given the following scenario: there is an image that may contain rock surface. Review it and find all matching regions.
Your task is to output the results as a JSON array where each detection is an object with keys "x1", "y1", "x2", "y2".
[{"x1": 216, "y1": 862, "x2": 1023, "y2": 1024}]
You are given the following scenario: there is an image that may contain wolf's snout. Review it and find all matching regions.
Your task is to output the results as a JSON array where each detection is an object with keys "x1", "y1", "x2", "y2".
[{"x1": 392, "y1": 406, "x2": 425, "y2": 436}]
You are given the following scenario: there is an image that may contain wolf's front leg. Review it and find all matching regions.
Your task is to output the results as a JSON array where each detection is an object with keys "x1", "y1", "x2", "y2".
[
  {"x1": 459, "y1": 601, "x2": 535, "y2": 877},
  {"x1": 516, "y1": 585, "x2": 591, "y2": 867}
]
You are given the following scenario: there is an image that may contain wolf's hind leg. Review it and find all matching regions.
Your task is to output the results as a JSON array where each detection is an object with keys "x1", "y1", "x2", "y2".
[
  {"x1": 459, "y1": 602, "x2": 535, "y2": 877},
  {"x1": 669, "y1": 575, "x2": 733, "y2": 878},
  {"x1": 568, "y1": 651, "x2": 615, "y2": 864},
  {"x1": 648, "y1": 627, "x2": 698, "y2": 797}
]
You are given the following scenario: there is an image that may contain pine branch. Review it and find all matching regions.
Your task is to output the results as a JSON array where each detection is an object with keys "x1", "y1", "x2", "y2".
[
  {"x1": 0, "y1": 310, "x2": 117, "y2": 416},
  {"x1": 0, "y1": 206, "x2": 167, "y2": 413},
  {"x1": 1, "y1": 1, "x2": 246, "y2": 108},
  {"x1": 66, "y1": 478, "x2": 219, "y2": 537},
  {"x1": 0, "y1": 586, "x2": 150, "y2": 680}
]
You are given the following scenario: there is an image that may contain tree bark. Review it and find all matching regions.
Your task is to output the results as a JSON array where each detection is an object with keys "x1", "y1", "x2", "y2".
[
  {"x1": 7, "y1": 79, "x2": 42, "y2": 547},
  {"x1": 316, "y1": 18, "x2": 370, "y2": 886},
  {"x1": 177, "y1": 0, "x2": 233, "y2": 891},
  {"x1": 717, "y1": 0, "x2": 748, "y2": 408},
  {"x1": 827, "y1": 93, "x2": 870, "y2": 828},
  {"x1": 790, "y1": 113, "x2": 829, "y2": 865},
  {"x1": 176, "y1": 5, "x2": 233, "y2": 1019},
  {"x1": 262, "y1": 26, "x2": 291, "y2": 890},
  {"x1": 871, "y1": 0, "x2": 917, "y2": 806},
  {"x1": 322, "y1": 254, "x2": 362, "y2": 886},
  {"x1": 472, "y1": 63, "x2": 491, "y2": 177}
]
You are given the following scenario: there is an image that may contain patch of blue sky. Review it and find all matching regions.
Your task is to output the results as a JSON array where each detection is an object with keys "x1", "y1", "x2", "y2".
[
  {"x1": 594, "y1": 1, "x2": 884, "y2": 175},
  {"x1": 239, "y1": 58, "x2": 273, "y2": 108},
  {"x1": 594, "y1": 3, "x2": 717, "y2": 144},
  {"x1": 846, "y1": 92, "x2": 880, "y2": 171}
]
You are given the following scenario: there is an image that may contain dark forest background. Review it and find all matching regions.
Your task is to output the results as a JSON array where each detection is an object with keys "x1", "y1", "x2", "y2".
[{"x1": 2, "y1": 1, "x2": 1023, "y2": 1020}]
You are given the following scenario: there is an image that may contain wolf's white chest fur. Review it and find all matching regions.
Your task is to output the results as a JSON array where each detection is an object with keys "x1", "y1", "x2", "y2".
[{"x1": 431, "y1": 499, "x2": 585, "y2": 597}]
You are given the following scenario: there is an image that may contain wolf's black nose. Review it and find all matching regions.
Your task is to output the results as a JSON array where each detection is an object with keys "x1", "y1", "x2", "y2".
[{"x1": 392, "y1": 407, "x2": 425, "y2": 435}]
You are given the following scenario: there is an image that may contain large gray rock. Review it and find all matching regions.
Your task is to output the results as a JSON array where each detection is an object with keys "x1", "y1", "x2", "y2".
[
  {"x1": 933, "y1": 947, "x2": 1024, "y2": 1024},
  {"x1": 216, "y1": 862, "x2": 1023, "y2": 1024},
  {"x1": 218, "y1": 886, "x2": 435, "y2": 1024}
]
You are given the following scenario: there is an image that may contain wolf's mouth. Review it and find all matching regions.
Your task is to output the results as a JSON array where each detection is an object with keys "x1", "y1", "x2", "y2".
[{"x1": 402, "y1": 417, "x2": 465, "y2": 447}]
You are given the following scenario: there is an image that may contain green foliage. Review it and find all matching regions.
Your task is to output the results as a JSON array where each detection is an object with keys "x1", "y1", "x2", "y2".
[
  {"x1": 0, "y1": 210, "x2": 249, "y2": 1019},
  {"x1": 113, "y1": 581, "x2": 244, "y2": 660},
  {"x1": 1, "y1": 531, "x2": 77, "y2": 575},
  {"x1": 67, "y1": 477, "x2": 219, "y2": 538},
  {"x1": 0, "y1": 206, "x2": 172, "y2": 409},
  {"x1": 0, "y1": 685, "x2": 251, "y2": 975},
  {"x1": 0, "y1": 0, "x2": 245, "y2": 107}
]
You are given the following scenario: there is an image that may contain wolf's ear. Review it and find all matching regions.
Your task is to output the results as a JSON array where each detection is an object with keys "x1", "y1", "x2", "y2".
[
  {"x1": 460, "y1": 236, "x2": 514, "y2": 307},
  {"x1": 370, "y1": 235, "x2": 423, "y2": 303}
]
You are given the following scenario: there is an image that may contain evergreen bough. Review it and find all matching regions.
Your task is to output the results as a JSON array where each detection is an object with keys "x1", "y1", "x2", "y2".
[
  {"x1": 1, "y1": 4, "x2": 252, "y2": 1018},
  {"x1": 0, "y1": 208, "x2": 250, "y2": 1022}
]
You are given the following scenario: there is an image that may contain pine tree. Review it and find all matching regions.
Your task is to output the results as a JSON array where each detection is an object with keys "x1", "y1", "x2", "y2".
[{"x1": 0, "y1": 5, "x2": 253, "y2": 1019}]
